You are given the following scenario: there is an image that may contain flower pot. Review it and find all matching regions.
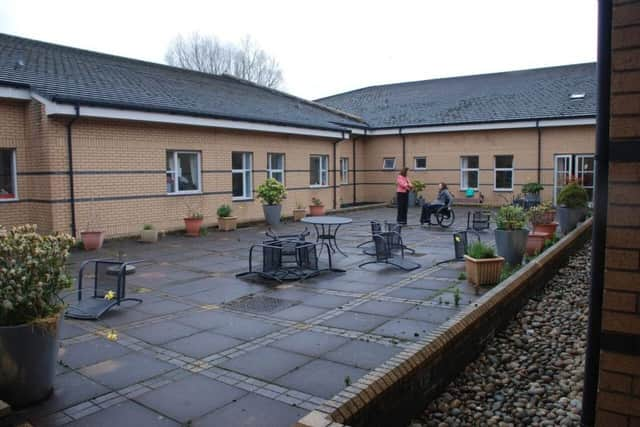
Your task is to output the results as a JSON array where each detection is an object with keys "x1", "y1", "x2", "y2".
[
  {"x1": 526, "y1": 231, "x2": 550, "y2": 256},
  {"x1": 184, "y1": 217, "x2": 203, "y2": 237},
  {"x1": 293, "y1": 208, "x2": 306, "y2": 222},
  {"x1": 464, "y1": 255, "x2": 504, "y2": 287},
  {"x1": 218, "y1": 216, "x2": 238, "y2": 231},
  {"x1": 524, "y1": 192, "x2": 541, "y2": 203},
  {"x1": 309, "y1": 205, "x2": 325, "y2": 216},
  {"x1": 263, "y1": 204, "x2": 282, "y2": 226},
  {"x1": 140, "y1": 229, "x2": 158, "y2": 243},
  {"x1": 80, "y1": 231, "x2": 104, "y2": 250},
  {"x1": 408, "y1": 192, "x2": 417, "y2": 207},
  {"x1": 494, "y1": 229, "x2": 529, "y2": 266},
  {"x1": 533, "y1": 222, "x2": 558, "y2": 236},
  {"x1": 0, "y1": 314, "x2": 61, "y2": 407},
  {"x1": 557, "y1": 207, "x2": 585, "y2": 235}
]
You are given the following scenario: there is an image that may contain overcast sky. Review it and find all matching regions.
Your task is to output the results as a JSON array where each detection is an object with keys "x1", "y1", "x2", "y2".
[{"x1": 0, "y1": 0, "x2": 597, "y2": 100}]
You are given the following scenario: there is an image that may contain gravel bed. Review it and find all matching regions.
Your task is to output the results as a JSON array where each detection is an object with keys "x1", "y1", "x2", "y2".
[{"x1": 411, "y1": 243, "x2": 591, "y2": 427}]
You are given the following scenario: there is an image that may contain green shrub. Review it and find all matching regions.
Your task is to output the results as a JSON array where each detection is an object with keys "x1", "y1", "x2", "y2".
[
  {"x1": 257, "y1": 178, "x2": 286, "y2": 205},
  {"x1": 496, "y1": 205, "x2": 526, "y2": 230},
  {"x1": 500, "y1": 263, "x2": 522, "y2": 282},
  {"x1": 199, "y1": 226, "x2": 209, "y2": 236},
  {"x1": 557, "y1": 182, "x2": 589, "y2": 208},
  {"x1": 142, "y1": 224, "x2": 154, "y2": 230},
  {"x1": 466, "y1": 241, "x2": 496, "y2": 259},
  {"x1": 411, "y1": 180, "x2": 426, "y2": 194},
  {"x1": 217, "y1": 204, "x2": 232, "y2": 218},
  {"x1": 311, "y1": 197, "x2": 323, "y2": 206},
  {"x1": 0, "y1": 225, "x2": 75, "y2": 326},
  {"x1": 522, "y1": 182, "x2": 544, "y2": 194}
]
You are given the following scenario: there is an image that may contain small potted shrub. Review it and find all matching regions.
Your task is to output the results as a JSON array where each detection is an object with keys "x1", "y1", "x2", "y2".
[
  {"x1": 80, "y1": 208, "x2": 104, "y2": 250},
  {"x1": 494, "y1": 205, "x2": 529, "y2": 266},
  {"x1": 140, "y1": 224, "x2": 158, "y2": 243},
  {"x1": 309, "y1": 197, "x2": 325, "y2": 216},
  {"x1": 257, "y1": 178, "x2": 287, "y2": 226},
  {"x1": 184, "y1": 211, "x2": 204, "y2": 237},
  {"x1": 0, "y1": 225, "x2": 75, "y2": 407},
  {"x1": 409, "y1": 180, "x2": 426, "y2": 207},
  {"x1": 557, "y1": 181, "x2": 589, "y2": 234},
  {"x1": 464, "y1": 240, "x2": 504, "y2": 287},
  {"x1": 527, "y1": 202, "x2": 558, "y2": 235},
  {"x1": 217, "y1": 204, "x2": 237, "y2": 231},
  {"x1": 522, "y1": 182, "x2": 544, "y2": 203},
  {"x1": 293, "y1": 201, "x2": 306, "y2": 221}
]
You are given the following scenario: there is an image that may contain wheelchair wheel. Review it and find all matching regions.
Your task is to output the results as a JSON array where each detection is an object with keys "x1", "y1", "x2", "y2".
[{"x1": 436, "y1": 208, "x2": 455, "y2": 228}]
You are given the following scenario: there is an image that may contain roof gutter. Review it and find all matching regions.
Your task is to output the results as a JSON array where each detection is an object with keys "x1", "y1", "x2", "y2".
[{"x1": 66, "y1": 105, "x2": 80, "y2": 237}]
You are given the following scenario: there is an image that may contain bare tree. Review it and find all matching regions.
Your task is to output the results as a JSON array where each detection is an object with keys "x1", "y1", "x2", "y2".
[{"x1": 165, "y1": 33, "x2": 283, "y2": 89}]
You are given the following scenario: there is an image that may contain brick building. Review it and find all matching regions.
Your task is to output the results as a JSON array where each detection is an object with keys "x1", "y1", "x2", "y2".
[{"x1": 0, "y1": 33, "x2": 596, "y2": 237}]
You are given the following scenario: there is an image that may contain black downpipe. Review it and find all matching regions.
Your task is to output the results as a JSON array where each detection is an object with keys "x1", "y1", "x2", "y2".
[
  {"x1": 581, "y1": 1, "x2": 612, "y2": 425},
  {"x1": 66, "y1": 105, "x2": 80, "y2": 237},
  {"x1": 352, "y1": 138, "x2": 357, "y2": 204},
  {"x1": 536, "y1": 121, "x2": 542, "y2": 184},
  {"x1": 333, "y1": 139, "x2": 340, "y2": 210},
  {"x1": 401, "y1": 132, "x2": 406, "y2": 168}
]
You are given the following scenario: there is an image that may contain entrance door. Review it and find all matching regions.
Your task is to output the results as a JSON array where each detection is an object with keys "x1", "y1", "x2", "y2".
[
  {"x1": 576, "y1": 155, "x2": 595, "y2": 203},
  {"x1": 554, "y1": 155, "x2": 573, "y2": 205}
]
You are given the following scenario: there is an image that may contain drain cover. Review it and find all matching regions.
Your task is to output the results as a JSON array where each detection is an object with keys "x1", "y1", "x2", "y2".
[{"x1": 223, "y1": 295, "x2": 301, "y2": 314}]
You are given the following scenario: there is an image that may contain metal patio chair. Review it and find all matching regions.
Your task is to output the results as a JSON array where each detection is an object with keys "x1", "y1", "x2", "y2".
[
  {"x1": 359, "y1": 231, "x2": 421, "y2": 271},
  {"x1": 360, "y1": 221, "x2": 415, "y2": 255}
]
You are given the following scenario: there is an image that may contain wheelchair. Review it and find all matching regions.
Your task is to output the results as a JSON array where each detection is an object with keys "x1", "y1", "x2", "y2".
[{"x1": 421, "y1": 204, "x2": 456, "y2": 228}]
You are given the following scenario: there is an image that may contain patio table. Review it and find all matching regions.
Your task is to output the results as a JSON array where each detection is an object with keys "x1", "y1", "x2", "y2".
[{"x1": 301, "y1": 216, "x2": 352, "y2": 257}]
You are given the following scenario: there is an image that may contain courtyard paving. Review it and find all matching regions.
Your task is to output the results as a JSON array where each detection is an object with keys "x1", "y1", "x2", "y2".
[{"x1": 22, "y1": 207, "x2": 494, "y2": 427}]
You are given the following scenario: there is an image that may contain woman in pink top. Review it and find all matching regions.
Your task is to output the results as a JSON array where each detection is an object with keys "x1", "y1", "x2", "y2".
[{"x1": 396, "y1": 167, "x2": 412, "y2": 225}]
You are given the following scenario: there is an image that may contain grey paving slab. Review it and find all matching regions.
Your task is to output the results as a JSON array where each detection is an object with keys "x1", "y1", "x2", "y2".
[
  {"x1": 322, "y1": 340, "x2": 401, "y2": 370},
  {"x1": 97, "y1": 306, "x2": 158, "y2": 327},
  {"x1": 79, "y1": 353, "x2": 175, "y2": 389},
  {"x1": 372, "y1": 318, "x2": 440, "y2": 341},
  {"x1": 59, "y1": 337, "x2": 131, "y2": 369},
  {"x1": 351, "y1": 300, "x2": 414, "y2": 317},
  {"x1": 405, "y1": 278, "x2": 458, "y2": 291},
  {"x1": 301, "y1": 293, "x2": 354, "y2": 309},
  {"x1": 126, "y1": 320, "x2": 200, "y2": 345},
  {"x1": 193, "y1": 392, "x2": 308, "y2": 427},
  {"x1": 387, "y1": 287, "x2": 439, "y2": 301},
  {"x1": 176, "y1": 309, "x2": 239, "y2": 329},
  {"x1": 134, "y1": 374, "x2": 246, "y2": 423},
  {"x1": 270, "y1": 331, "x2": 349, "y2": 357},
  {"x1": 185, "y1": 282, "x2": 262, "y2": 305},
  {"x1": 134, "y1": 299, "x2": 194, "y2": 315},
  {"x1": 162, "y1": 277, "x2": 228, "y2": 297},
  {"x1": 65, "y1": 400, "x2": 179, "y2": 427},
  {"x1": 29, "y1": 372, "x2": 109, "y2": 417},
  {"x1": 219, "y1": 346, "x2": 312, "y2": 381},
  {"x1": 208, "y1": 315, "x2": 284, "y2": 340},
  {"x1": 162, "y1": 331, "x2": 243, "y2": 359},
  {"x1": 58, "y1": 320, "x2": 87, "y2": 340},
  {"x1": 320, "y1": 311, "x2": 391, "y2": 333},
  {"x1": 401, "y1": 305, "x2": 459, "y2": 324},
  {"x1": 270, "y1": 304, "x2": 327, "y2": 321},
  {"x1": 275, "y1": 359, "x2": 367, "y2": 399}
]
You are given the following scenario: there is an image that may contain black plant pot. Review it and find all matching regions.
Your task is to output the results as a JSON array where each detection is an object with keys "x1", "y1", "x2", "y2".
[
  {"x1": 0, "y1": 315, "x2": 60, "y2": 407},
  {"x1": 524, "y1": 192, "x2": 541, "y2": 203},
  {"x1": 494, "y1": 229, "x2": 529, "y2": 266}
]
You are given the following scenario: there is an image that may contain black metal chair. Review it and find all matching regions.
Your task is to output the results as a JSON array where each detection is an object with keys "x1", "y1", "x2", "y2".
[
  {"x1": 359, "y1": 231, "x2": 421, "y2": 271},
  {"x1": 356, "y1": 221, "x2": 383, "y2": 248},
  {"x1": 466, "y1": 210, "x2": 492, "y2": 232},
  {"x1": 359, "y1": 221, "x2": 415, "y2": 255},
  {"x1": 65, "y1": 259, "x2": 143, "y2": 320}
]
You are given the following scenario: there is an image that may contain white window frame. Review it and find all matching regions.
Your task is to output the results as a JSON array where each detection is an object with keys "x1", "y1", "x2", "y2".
[
  {"x1": 0, "y1": 148, "x2": 17, "y2": 202},
  {"x1": 340, "y1": 157, "x2": 349, "y2": 185},
  {"x1": 460, "y1": 156, "x2": 479, "y2": 190},
  {"x1": 576, "y1": 154, "x2": 595, "y2": 204},
  {"x1": 232, "y1": 152, "x2": 253, "y2": 200},
  {"x1": 310, "y1": 155, "x2": 329, "y2": 187},
  {"x1": 493, "y1": 155, "x2": 514, "y2": 192},
  {"x1": 553, "y1": 154, "x2": 573, "y2": 205},
  {"x1": 166, "y1": 150, "x2": 201, "y2": 195},
  {"x1": 414, "y1": 156, "x2": 427, "y2": 170},
  {"x1": 382, "y1": 157, "x2": 396, "y2": 170},
  {"x1": 267, "y1": 153, "x2": 285, "y2": 185}
]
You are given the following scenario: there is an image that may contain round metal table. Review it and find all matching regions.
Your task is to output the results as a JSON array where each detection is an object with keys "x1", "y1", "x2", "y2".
[{"x1": 301, "y1": 216, "x2": 352, "y2": 256}]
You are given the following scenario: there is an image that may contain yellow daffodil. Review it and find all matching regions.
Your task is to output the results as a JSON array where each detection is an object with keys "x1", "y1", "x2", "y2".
[
  {"x1": 104, "y1": 290, "x2": 116, "y2": 300},
  {"x1": 106, "y1": 330, "x2": 118, "y2": 341}
]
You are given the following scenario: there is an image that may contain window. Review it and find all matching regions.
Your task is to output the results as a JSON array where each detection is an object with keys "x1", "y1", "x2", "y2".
[
  {"x1": 340, "y1": 157, "x2": 349, "y2": 184},
  {"x1": 232, "y1": 152, "x2": 253, "y2": 199},
  {"x1": 460, "y1": 156, "x2": 479, "y2": 190},
  {"x1": 0, "y1": 149, "x2": 17, "y2": 201},
  {"x1": 494, "y1": 155, "x2": 514, "y2": 191},
  {"x1": 554, "y1": 154, "x2": 595, "y2": 204},
  {"x1": 267, "y1": 153, "x2": 285, "y2": 184},
  {"x1": 414, "y1": 156, "x2": 427, "y2": 170},
  {"x1": 310, "y1": 155, "x2": 329, "y2": 187},
  {"x1": 382, "y1": 158, "x2": 396, "y2": 170},
  {"x1": 166, "y1": 151, "x2": 201, "y2": 194}
]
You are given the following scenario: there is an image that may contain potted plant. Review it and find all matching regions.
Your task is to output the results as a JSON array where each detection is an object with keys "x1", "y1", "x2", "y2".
[
  {"x1": 293, "y1": 201, "x2": 306, "y2": 221},
  {"x1": 184, "y1": 211, "x2": 204, "y2": 237},
  {"x1": 464, "y1": 240, "x2": 505, "y2": 287},
  {"x1": 494, "y1": 205, "x2": 529, "y2": 266},
  {"x1": 217, "y1": 204, "x2": 237, "y2": 231},
  {"x1": 257, "y1": 178, "x2": 287, "y2": 226},
  {"x1": 309, "y1": 197, "x2": 325, "y2": 216},
  {"x1": 409, "y1": 180, "x2": 426, "y2": 207},
  {"x1": 527, "y1": 202, "x2": 558, "y2": 235},
  {"x1": 140, "y1": 224, "x2": 158, "y2": 243},
  {"x1": 522, "y1": 182, "x2": 544, "y2": 203},
  {"x1": 557, "y1": 181, "x2": 589, "y2": 234},
  {"x1": 0, "y1": 225, "x2": 75, "y2": 407}
]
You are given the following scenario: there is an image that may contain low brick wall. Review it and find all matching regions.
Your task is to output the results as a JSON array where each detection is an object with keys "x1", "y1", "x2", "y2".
[{"x1": 296, "y1": 218, "x2": 593, "y2": 427}]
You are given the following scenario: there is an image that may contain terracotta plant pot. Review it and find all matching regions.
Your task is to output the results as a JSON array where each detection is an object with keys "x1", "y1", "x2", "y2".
[
  {"x1": 218, "y1": 216, "x2": 237, "y2": 232},
  {"x1": 140, "y1": 229, "x2": 158, "y2": 243},
  {"x1": 80, "y1": 231, "x2": 105, "y2": 250},
  {"x1": 526, "y1": 231, "x2": 550, "y2": 256},
  {"x1": 309, "y1": 205, "x2": 325, "y2": 216},
  {"x1": 464, "y1": 255, "x2": 505, "y2": 287},
  {"x1": 533, "y1": 222, "x2": 558, "y2": 236},
  {"x1": 184, "y1": 217, "x2": 203, "y2": 237},
  {"x1": 293, "y1": 208, "x2": 306, "y2": 222}
]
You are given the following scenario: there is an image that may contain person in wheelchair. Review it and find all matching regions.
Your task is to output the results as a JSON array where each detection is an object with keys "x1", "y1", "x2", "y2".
[{"x1": 420, "y1": 182, "x2": 453, "y2": 225}]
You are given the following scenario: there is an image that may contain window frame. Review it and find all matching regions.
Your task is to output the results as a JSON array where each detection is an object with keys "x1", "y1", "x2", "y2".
[
  {"x1": 309, "y1": 154, "x2": 329, "y2": 187},
  {"x1": 493, "y1": 155, "x2": 514, "y2": 192},
  {"x1": 267, "y1": 153, "x2": 285, "y2": 185},
  {"x1": 0, "y1": 148, "x2": 17, "y2": 202},
  {"x1": 232, "y1": 152, "x2": 253, "y2": 200},
  {"x1": 166, "y1": 150, "x2": 202, "y2": 195},
  {"x1": 382, "y1": 157, "x2": 397, "y2": 170},
  {"x1": 414, "y1": 156, "x2": 427, "y2": 170},
  {"x1": 340, "y1": 157, "x2": 349, "y2": 185},
  {"x1": 460, "y1": 155, "x2": 479, "y2": 191}
]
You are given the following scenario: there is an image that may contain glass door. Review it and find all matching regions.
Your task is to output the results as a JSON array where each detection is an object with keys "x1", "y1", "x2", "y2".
[
  {"x1": 576, "y1": 155, "x2": 595, "y2": 204},
  {"x1": 554, "y1": 155, "x2": 572, "y2": 205}
]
